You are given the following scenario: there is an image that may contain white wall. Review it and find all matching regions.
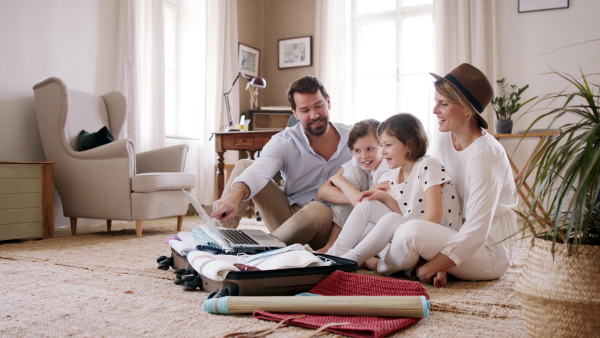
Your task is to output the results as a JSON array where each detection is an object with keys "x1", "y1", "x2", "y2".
[
  {"x1": 497, "y1": 0, "x2": 600, "y2": 131},
  {"x1": 0, "y1": 0, "x2": 119, "y2": 227}
]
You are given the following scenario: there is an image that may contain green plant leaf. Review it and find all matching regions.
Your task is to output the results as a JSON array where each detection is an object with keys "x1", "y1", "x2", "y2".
[{"x1": 519, "y1": 68, "x2": 600, "y2": 248}]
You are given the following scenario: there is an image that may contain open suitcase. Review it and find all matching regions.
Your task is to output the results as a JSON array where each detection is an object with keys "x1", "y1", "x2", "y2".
[{"x1": 165, "y1": 249, "x2": 359, "y2": 296}]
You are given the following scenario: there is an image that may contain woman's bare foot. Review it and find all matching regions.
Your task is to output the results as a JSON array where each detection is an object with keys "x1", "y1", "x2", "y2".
[
  {"x1": 364, "y1": 257, "x2": 380, "y2": 271},
  {"x1": 416, "y1": 264, "x2": 448, "y2": 287},
  {"x1": 433, "y1": 270, "x2": 448, "y2": 287}
]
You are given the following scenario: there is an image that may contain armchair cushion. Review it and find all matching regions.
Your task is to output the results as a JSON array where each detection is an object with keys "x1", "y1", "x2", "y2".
[
  {"x1": 77, "y1": 126, "x2": 114, "y2": 151},
  {"x1": 136, "y1": 144, "x2": 188, "y2": 173},
  {"x1": 132, "y1": 172, "x2": 196, "y2": 193}
]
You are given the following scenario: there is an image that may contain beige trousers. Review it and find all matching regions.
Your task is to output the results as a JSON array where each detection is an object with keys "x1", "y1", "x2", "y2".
[{"x1": 222, "y1": 159, "x2": 334, "y2": 249}]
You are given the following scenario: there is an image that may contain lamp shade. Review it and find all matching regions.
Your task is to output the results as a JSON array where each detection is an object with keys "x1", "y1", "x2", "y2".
[
  {"x1": 246, "y1": 76, "x2": 266, "y2": 89},
  {"x1": 222, "y1": 72, "x2": 268, "y2": 132}
]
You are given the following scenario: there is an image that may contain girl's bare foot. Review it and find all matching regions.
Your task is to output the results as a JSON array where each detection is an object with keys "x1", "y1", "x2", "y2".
[
  {"x1": 364, "y1": 257, "x2": 380, "y2": 271},
  {"x1": 415, "y1": 264, "x2": 433, "y2": 284}
]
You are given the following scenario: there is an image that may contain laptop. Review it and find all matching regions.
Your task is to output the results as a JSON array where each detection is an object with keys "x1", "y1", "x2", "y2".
[{"x1": 182, "y1": 190, "x2": 286, "y2": 253}]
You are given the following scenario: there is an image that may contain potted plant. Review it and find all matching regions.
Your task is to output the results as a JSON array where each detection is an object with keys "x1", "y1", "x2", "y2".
[
  {"x1": 513, "y1": 69, "x2": 600, "y2": 336},
  {"x1": 491, "y1": 78, "x2": 536, "y2": 134}
]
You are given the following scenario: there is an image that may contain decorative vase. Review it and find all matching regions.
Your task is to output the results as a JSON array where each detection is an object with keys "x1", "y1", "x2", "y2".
[
  {"x1": 514, "y1": 237, "x2": 600, "y2": 336},
  {"x1": 495, "y1": 120, "x2": 513, "y2": 134}
]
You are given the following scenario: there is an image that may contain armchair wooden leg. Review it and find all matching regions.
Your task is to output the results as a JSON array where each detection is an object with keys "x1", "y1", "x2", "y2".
[
  {"x1": 135, "y1": 220, "x2": 143, "y2": 238},
  {"x1": 177, "y1": 215, "x2": 184, "y2": 232},
  {"x1": 107, "y1": 220, "x2": 112, "y2": 232},
  {"x1": 70, "y1": 217, "x2": 77, "y2": 236}
]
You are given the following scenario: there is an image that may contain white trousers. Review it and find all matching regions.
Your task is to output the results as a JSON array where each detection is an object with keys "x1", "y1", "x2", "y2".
[
  {"x1": 342, "y1": 212, "x2": 511, "y2": 281},
  {"x1": 326, "y1": 200, "x2": 392, "y2": 257}
]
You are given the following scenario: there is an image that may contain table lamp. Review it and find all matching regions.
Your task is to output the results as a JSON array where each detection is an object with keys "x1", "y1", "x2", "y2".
[{"x1": 223, "y1": 72, "x2": 267, "y2": 131}]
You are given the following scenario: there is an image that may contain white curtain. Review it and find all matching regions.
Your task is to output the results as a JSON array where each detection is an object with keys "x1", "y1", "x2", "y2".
[
  {"x1": 117, "y1": 0, "x2": 137, "y2": 143},
  {"x1": 199, "y1": 0, "x2": 238, "y2": 204},
  {"x1": 117, "y1": 0, "x2": 236, "y2": 204},
  {"x1": 168, "y1": 0, "x2": 236, "y2": 204},
  {"x1": 117, "y1": 0, "x2": 164, "y2": 152},
  {"x1": 432, "y1": 0, "x2": 498, "y2": 127},
  {"x1": 315, "y1": 1, "x2": 353, "y2": 125},
  {"x1": 134, "y1": 0, "x2": 166, "y2": 152}
]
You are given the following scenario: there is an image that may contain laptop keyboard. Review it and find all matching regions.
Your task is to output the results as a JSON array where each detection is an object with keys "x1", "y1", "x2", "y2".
[{"x1": 219, "y1": 229, "x2": 259, "y2": 245}]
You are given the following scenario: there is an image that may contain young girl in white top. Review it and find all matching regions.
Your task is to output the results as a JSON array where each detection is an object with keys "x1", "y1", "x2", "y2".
[
  {"x1": 327, "y1": 113, "x2": 462, "y2": 261},
  {"x1": 316, "y1": 119, "x2": 390, "y2": 253}
]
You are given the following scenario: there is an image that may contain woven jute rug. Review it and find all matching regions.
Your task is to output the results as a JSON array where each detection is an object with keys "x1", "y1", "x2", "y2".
[{"x1": 0, "y1": 216, "x2": 527, "y2": 337}]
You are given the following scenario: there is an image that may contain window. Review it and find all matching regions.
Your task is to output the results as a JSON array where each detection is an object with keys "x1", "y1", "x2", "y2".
[
  {"x1": 163, "y1": 0, "x2": 209, "y2": 139},
  {"x1": 353, "y1": 0, "x2": 434, "y2": 134}
]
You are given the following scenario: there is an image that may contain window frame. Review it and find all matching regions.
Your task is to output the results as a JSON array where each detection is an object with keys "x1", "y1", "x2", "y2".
[{"x1": 351, "y1": 0, "x2": 433, "y2": 126}]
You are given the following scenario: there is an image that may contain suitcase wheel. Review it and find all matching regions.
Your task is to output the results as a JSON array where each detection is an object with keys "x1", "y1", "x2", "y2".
[
  {"x1": 207, "y1": 288, "x2": 230, "y2": 299},
  {"x1": 182, "y1": 275, "x2": 203, "y2": 292},
  {"x1": 156, "y1": 256, "x2": 174, "y2": 270}
]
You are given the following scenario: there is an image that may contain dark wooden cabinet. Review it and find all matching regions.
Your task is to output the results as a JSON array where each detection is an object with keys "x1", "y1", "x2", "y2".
[{"x1": 247, "y1": 109, "x2": 293, "y2": 131}]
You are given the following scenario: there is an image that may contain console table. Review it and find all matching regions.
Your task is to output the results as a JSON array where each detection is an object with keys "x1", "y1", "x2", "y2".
[
  {"x1": 0, "y1": 161, "x2": 54, "y2": 240},
  {"x1": 212, "y1": 130, "x2": 280, "y2": 199}
]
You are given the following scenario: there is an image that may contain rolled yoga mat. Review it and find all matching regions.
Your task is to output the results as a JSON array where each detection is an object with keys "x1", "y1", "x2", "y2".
[{"x1": 204, "y1": 295, "x2": 429, "y2": 318}]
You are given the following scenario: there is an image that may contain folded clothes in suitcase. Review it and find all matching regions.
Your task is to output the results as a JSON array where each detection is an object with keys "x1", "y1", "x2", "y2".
[{"x1": 167, "y1": 248, "x2": 359, "y2": 296}]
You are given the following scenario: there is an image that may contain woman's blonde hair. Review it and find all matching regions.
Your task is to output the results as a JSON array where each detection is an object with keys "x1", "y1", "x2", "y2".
[{"x1": 434, "y1": 79, "x2": 477, "y2": 120}]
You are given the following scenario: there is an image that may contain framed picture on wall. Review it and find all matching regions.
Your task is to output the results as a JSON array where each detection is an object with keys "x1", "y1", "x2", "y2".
[
  {"x1": 278, "y1": 36, "x2": 312, "y2": 69},
  {"x1": 239, "y1": 44, "x2": 259, "y2": 77},
  {"x1": 518, "y1": 0, "x2": 569, "y2": 13}
]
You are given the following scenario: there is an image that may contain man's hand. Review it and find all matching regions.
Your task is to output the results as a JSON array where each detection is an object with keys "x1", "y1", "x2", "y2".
[{"x1": 211, "y1": 182, "x2": 250, "y2": 222}]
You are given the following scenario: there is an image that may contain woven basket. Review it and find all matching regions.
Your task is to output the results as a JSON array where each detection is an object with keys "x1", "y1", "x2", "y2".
[{"x1": 514, "y1": 237, "x2": 600, "y2": 337}]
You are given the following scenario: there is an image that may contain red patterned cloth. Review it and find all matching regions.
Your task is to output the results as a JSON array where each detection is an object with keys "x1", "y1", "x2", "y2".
[{"x1": 253, "y1": 270, "x2": 430, "y2": 338}]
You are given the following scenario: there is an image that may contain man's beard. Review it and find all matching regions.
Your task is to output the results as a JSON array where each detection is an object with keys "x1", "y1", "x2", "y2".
[{"x1": 304, "y1": 115, "x2": 329, "y2": 136}]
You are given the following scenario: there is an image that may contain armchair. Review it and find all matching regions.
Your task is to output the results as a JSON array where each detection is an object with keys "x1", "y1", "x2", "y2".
[{"x1": 33, "y1": 77, "x2": 197, "y2": 237}]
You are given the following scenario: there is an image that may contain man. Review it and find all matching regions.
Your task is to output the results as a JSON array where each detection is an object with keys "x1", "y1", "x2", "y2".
[{"x1": 211, "y1": 75, "x2": 352, "y2": 249}]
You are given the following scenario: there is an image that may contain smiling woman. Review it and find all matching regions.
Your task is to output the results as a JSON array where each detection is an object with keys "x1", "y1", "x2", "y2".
[{"x1": 417, "y1": 64, "x2": 518, "y2": 285}]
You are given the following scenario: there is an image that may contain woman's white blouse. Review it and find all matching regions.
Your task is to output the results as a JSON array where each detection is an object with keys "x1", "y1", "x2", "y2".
[{"x1": 437, "y1": 131, "x2": 518, "y2": 266}]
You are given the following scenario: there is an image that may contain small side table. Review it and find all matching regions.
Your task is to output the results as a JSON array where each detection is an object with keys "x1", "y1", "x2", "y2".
[
  {"x1": 212, "y1": 130, "x2": 280, "y2": 199},
  {"x1": 0, "y1": 161, "x2": 54, "y2": 240}
]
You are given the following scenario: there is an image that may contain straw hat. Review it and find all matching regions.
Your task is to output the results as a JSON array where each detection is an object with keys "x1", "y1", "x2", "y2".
[{"x1": 430, "y1": 63, "x2": 493, "y2": 129}]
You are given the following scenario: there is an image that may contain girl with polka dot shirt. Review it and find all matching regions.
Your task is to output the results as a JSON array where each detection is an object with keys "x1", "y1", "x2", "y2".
[{"x1": 327, "y1": 113, "x2": 462, "y2": 267}]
